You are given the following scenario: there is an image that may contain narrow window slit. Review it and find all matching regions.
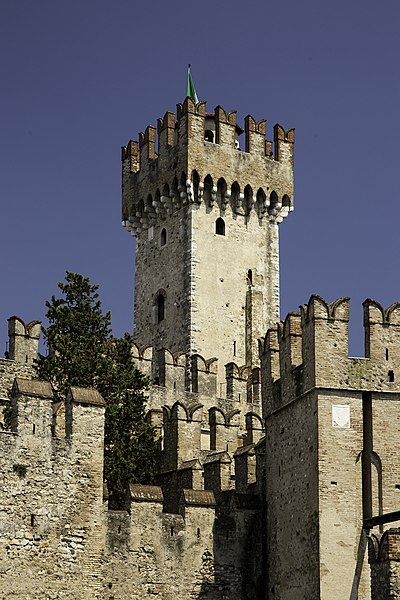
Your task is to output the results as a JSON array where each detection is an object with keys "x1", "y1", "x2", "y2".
[{"x1": 215, "y1": 218, "x2": 225, "y2": 236}]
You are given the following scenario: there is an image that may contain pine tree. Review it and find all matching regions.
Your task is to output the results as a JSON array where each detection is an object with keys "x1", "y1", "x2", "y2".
[{"x1": 36, "y1": 271, "x2": 157, "y2": 504}]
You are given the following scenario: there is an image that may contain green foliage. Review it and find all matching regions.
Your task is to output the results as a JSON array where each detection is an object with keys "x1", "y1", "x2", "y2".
[
  {"x1": 13, "y1": 463, "x2": 27, "y2": 478},
  {"x1": 36, "y1": 272, "x2": 112, "y2": 401},
  {"x1": 102, "y1": 334, "x2": 157, "y2": 501},
  {"x1": 35, "y1": 271, "x2": 157, "y2": 503}
]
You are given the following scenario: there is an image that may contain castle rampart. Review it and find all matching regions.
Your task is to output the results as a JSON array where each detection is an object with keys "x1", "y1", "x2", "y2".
[
  {"x1": 5, "y1": 83, "x2": 400, "y2": 598},
  {"x1": 0, "y1": 376, "x2": 106, "y2": 598},
  {"x1": 262, "y1": 295, "x2": 400, "y2": 600},
  {"x1": 4, "y1": 293, "x2": 400, "y2": 598},
  {"x1": 0, "y1": 317, "x2": 40, "y2": 412}
]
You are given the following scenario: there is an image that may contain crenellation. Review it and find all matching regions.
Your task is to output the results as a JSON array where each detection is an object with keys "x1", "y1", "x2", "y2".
[
  {"x1": 121, "y1": 139, "x2": 139, "y2": 174},
  {"x1": 131, "y1": 341, "x2": 153, "y2": 377},
  {"x1": 209, "y1": 406, "x2": 241, "y2": 453},
  {"x1": 203, "y1": 451, "x2": 233, "y2": 494},
  {"x1": 234, "y1": 443, "x2": 256, "y2": 493},
  {"x1": 225, "y1": 362, "x2": 249, "y2": 402},
  {"x1": 265, "y1": 295, "x2": 400, "y2": 406},
  {"x1": 273, "y1": 123, "x2": 295, "y2": 165},
  {"x1": 215, "y1": 105, "x2": 237, "y2": 147},
  {"x1": 122, "y1": 99, "x2": 295, "y2": 242},
  {"x1": 0, "y1": 372, "x2": 107, "y2": 599},
  {"x1": 10, "y1": 377, "x2": 53, "y2": 437},
  {"x1": 300, "y1": 294, "x2": 350, "y2": 390},
  {"x1": 126, "y1": 101, "x2": 293, "y2": 385},
  {"x1": 162, "y1": 400, "x2": 203, "y2": 470},
  {"x1": 260, "y1": 326, "x2": 280, "y2": 416},
  {"x1": 156, "y1": 347, "x2": 186, "y2": 389},
  {"x1": 263, "y1": 295, "x2": 400, "y2": 599},
  {"x1": 364, "y1": 299, "x2": 400, "y2": 363},
  {"x1": 245, "y1": 411, "x2": 264, "y2": 445},
  {"x1": 279, "y1": 311, "x2": 302, "y2": 401},
  {"x1": 244, "y1": 114, "x2": 267, "y2": 155},
  {"x1": 157, "y1": 110, "x2": 176, "y2": 151},
  {"x1": 191, "y1": 353, "x2": 218, "y2": 395},
  {"x1": 118, "y1": 92, "x2": 400, "y2": 598},
  {"x1": 7, "y1": 315, "x2": 41, "y2": 365},
  {"x1": 139, "y1": 124, "x2": 157, "y2": 162}
]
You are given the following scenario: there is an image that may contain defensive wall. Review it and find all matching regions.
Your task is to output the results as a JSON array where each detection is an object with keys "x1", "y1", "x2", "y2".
[
  {"x1": 0, "y1": 317, "x2": 264, "y2": 599},
  {"x1": 2, "y1": 302, "x2": 400, "y2": 598},
  {"x1": 0, "y1": 317, "x2": 41, "y2": 415},
  {"x1": 261, "y1": 295, "x2": 400, "y2": 600}
]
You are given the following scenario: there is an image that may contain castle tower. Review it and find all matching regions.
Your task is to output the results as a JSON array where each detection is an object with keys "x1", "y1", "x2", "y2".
[{"x1": 122, "y1": 97, "x2": 294, "y2": 385}]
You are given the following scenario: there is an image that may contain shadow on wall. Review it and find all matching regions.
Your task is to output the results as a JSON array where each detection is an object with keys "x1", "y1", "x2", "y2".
[
  {"x1": 199, "y1": 491, "x2": 265, "y2": 600},
  {"x1": 349, "y1": 529, "x2": 368, "y2": 600}
]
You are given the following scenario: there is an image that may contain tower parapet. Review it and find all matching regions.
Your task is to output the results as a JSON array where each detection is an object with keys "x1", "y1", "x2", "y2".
[
  {"x1": 122, "y1": 98, "x2": 294, "y2": 236},
  {"x1": 262, "y1": 295, "x2": 400, "y2": 411}
]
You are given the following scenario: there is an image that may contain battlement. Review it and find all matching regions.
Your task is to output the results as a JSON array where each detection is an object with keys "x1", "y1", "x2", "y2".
[
  {"x1": 262, "y1": 295, "x2": 400, "y2": 414},
  {"x1": 122, "y1": 98, "x2": 294, "y2": 235},
  {"x1": 7, "y1": 316, "x2": 41, "y2": 364},
  {"x1": 0, "y1": 316, "x2": 42, "y2": 418},
  {"x1": 121, "y1": 97, "x2": 294, "y2": 167},
  {"x1": 1, "y1": 377, "x2": 105, "y2": 445},
  {"x1": 132, "y1": 344, "x2": 260, "y2": 407}
]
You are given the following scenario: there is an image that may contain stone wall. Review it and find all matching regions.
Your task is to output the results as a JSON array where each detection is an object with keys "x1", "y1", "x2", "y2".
[
  {"x1": 104, "y1": 486, "x2": 217, "y2": 600},
  {"x1": 0, "y1": 380, "x2": 106, "y2": 599},
  {"x1": 0, "y1": 364, "x2": 264, "y2": 600},
  {"x1": 0, "y1": 316, "x2": 41, "y2": 426},
  {"x1": 263, "y1": 295, "x2": 400, "y2": 600},
  {"x1": 123, "y1": 99, "x2": 294, "y2": 388}
]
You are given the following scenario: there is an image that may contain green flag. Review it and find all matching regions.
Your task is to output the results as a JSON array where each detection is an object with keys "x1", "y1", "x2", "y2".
[{"x1": 186, "y1": 64, "x2": 198, "y2": 103}]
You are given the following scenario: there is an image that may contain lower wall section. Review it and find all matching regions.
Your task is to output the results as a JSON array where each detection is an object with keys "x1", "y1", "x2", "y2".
[
  {"x1": 105, "y1": 498, "x2": 215, "y2": 599},
  {"x1": 103, "y1": 488, "x2": 263, "y2": 600}
]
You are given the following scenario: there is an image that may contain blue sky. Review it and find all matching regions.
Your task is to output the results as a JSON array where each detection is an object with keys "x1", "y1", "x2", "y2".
[{"x1": 1, "y1": 0, "x2": 400, "y2": 356}]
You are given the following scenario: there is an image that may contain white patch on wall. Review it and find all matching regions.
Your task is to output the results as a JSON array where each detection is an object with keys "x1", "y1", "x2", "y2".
[
  {"x1": 332, "y1": 404, "x2": 350, "y2": 429},
  {"x1": 148, "y1": 226, "x2": 154, "y2": 241}
]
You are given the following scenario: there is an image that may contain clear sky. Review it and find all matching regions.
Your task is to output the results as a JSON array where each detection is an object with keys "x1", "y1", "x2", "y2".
[{"x1": 1, "y1": 0, "x2": 400, "y2": 357}]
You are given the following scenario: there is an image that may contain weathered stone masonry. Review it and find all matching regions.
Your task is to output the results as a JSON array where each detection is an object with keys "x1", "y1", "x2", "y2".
[{"x1": 2, "y1": 96, "x2": 400, "y2": 600}]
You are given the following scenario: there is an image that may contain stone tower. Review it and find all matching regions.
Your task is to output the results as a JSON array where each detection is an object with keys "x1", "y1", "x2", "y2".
[{"x1": 121, "y1": 97, "x2": 294, "y2": 386}]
